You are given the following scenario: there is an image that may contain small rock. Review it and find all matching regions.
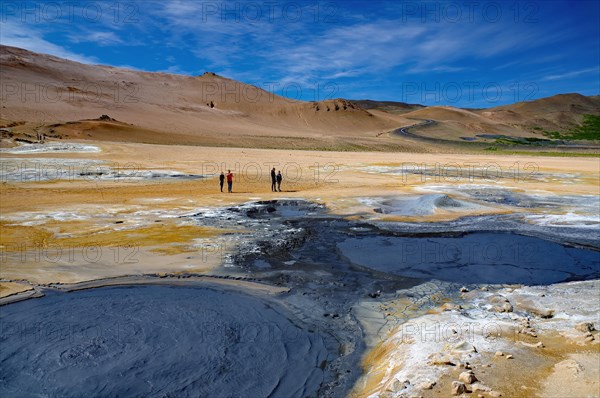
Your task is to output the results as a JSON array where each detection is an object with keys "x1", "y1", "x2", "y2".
[
  {"x1": 575, "y1": 322, "x2": 596, "y2": 333},
  {"x1": 555, "y1": 359, "x2": 584, "y2": 374},
  {"x1": 386, "y1": 378, "x2": 403, "y2": 392},
  {"x1": 488, "y1": 294, "x2": 509, "y2": 304},
  {"x1": 442, "y1": 302, "x2": 462, "y2": 311},
  {"x1": 451, "y1": 381, "x2": 467, "y2": 395},
  {"x1": 471, "y1": 383, "x2": 492, "y2": 392},
  {"x1": 459, "y1": 371, "x2": 477, "y2": 384},
  {"x1": 534, "y1": 308, "x2": 554, "y2": 318},
  {"x1": 489, "y1": 391, "x2": 502, "y2": 397},
  {"x1": 495, "y1": 351, "x2": 504, "y2": 357},
  {"x1": 493, "y1": 303, "x2": 514, "y2": 313},
  {"x1": 585, "y1": 335, "x2": 595, "y2": 343},
  {"x1": 520, "y1": 341, "x2": 544, "y2": 348},
  {"x1": 518, "y1": 327, "x2": 538, "y2": 337},
  {"x1": 419, "y1": 380, "x2": 436, "y2": 390},
  {"x1": 487, "y1": 295, "x2": 513, "y2": 312},
  {"x1": 428, "y1": 353, "x2": 455, "y2": 366},
  {"x1": 457, "y1": 361, "x2": 472, "y2": 369},
  {"x1": 506, "y1": 354, "x2": 514, "y2": 359},
  {"x1": 451, "y1": 341, "x2": 477, "y2": 355},
  {"x1": 460, "y1": 286, "x2": 469, "y2": 293},
  {"x1": 516, "y1": 298, "x2": 555, "y2": 318}
]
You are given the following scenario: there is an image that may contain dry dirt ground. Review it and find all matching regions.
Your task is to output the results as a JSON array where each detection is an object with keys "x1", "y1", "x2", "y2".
[{"x1": 2, "y1": 140, "x2": 598, "y2": 288}]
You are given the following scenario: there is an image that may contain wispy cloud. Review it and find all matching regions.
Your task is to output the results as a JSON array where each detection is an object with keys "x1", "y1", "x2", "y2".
[
  {"x1": 1, "y1": 0, "x2": 597, "y2": 106},
  {"x1": 67, "y1": 31, "x2": 124, "y2": 46},
  {"x1": 0, "y1": 20, "x2": 97, "y2": 64},
  {"x1": 541, "y1": 67, "x2": 598, "y2": 81}
]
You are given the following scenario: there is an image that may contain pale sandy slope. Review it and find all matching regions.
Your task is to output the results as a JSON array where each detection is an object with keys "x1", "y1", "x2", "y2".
[
  {"x1": 399, "y1": 93, "x2": 600, "y2": 141},
  {"x1": 0, "y1": 45, "x2": 399, "y2": 140},
  {"x1": 3, "y1": 45, "x2": 598, "y2": 149},
  {"x1": 480, "y1": 93, "x2": 600, "y2": 132}
]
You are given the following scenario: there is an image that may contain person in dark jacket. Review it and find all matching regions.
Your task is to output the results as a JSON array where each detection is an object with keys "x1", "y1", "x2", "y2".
[
  {"x1": 219, "y1": 171, "x2": 225, "y2": 192},
  {"x1": 276, "y1": 170, "x2": 282, "y2": 192},
  {"x1": 270, "y1": 167, "x2": 277, "y2": 192}
]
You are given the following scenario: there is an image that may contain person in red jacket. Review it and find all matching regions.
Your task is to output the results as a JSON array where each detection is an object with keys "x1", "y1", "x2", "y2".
[{"x1": 226, "y1": 170, "x2": 233, "y2": 193}]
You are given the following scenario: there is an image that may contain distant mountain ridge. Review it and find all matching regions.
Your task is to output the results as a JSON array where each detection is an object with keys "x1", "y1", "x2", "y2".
[
  {"x1": 1, "y1": 45, "x2": 598, "y2": 149},
  {"x1": 0, "y1": 45, "x2": 396, "y2": 139},
  {"x1": 351, "y1": 100, "x2": 425, "y2": 114}
]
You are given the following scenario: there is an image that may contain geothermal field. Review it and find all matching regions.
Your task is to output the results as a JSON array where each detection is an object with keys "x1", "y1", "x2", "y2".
[{"x1": 1, "y1": 2, "x2": 599, "y2": 398}]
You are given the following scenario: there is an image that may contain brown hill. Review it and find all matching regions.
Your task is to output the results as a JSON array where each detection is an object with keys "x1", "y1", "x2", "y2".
[
  {"x1": 1, "y1": 45, "x2": 597, "y2": 150},
  {"x1": 0, "y1": 45, "x2": 398, "y2": 145},
  {"x1": 478, "y1": 93, "x2": 600, "y2": 133},
  {"x1": 351, "y1": 100, "x2": 424, "y2": 114},
  {"x1": 391, "y1": 94, "x2": 599, "y2": 142},
  {"x1": 399, "y1": 106, "x2": 529, "y2": 140}
]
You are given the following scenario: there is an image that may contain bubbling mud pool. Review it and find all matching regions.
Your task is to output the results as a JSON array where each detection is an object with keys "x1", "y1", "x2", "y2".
[{"x1": 0, "y1": 285, "x2": 332, "y2": 398}]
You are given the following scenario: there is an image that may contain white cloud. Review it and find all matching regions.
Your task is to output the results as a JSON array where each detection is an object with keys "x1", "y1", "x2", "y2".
[
  {"x1": 158, "y1": 65, "x2": 197, "y2": 75},
  {"x1": 0, "y1": 20, "x2": 96, "y2": 64},
  {"x1": 2, "y1": 0, "x2": 586, "y2": 105},
  {"x1": 542, "y1": 67, "x2": 598, "y2": 81},
  {"x1": 68, "y1": 31, "x2": 124, "y2": 46},
  {"x1": 131, "y1": 0, "x2": 568, "y2": 89}
]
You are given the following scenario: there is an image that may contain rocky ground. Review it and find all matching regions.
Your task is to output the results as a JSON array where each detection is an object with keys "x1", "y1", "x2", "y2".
[{"x1": 352, "y1": 280, "x2": 600, "y2": 398}]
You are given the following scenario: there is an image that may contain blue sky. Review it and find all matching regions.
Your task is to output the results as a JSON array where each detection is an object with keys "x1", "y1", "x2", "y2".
[{"x1": 1, "y1": 0, "x2": 598, "y2": 107}]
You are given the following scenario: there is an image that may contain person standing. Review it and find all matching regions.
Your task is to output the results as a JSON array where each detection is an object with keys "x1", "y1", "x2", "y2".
[
  {"x1": 226, "y1": 170, "x2": 233, "y2": 193},
  {"x1": 276, "y1": 170, "x2": 282, "y2": 192},
  {"x1": 219, "y1": 171, "x2": 225, "y2": 192},
  {"x1": 270, "y1": 167, "x2": 277, "y2": 192}
]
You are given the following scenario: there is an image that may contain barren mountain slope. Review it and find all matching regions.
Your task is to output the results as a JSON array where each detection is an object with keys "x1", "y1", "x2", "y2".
[
  {"x1": 479, "y1": 93, "x2": 600, "y2": 132},
  {"x1": 0, "y1": 45, "x2": 398, "y2": 141}
]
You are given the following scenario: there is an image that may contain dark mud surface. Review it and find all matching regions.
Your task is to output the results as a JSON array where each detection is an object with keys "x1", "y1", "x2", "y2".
[
  {"x1": 0, "y1": 285, "x2": 333, "y2": 398},
  {"x1": 337, "y1": 231, "x2": 600, "y2": 284},
  {"x1": 198, "y1": 200, "x2": 599, "y2": 286}
]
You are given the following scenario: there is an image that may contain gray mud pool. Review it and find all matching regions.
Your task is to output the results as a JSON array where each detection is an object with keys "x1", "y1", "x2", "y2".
[
  {"x1": 208, "y1": 200, "x2": 598, "y2": 286},
  {"x1": 0, "y1": 285, "x2": 331, "y2": 398},
  {"x1": 337, "y1": 232, "x2": 600, "y2": 285}
]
